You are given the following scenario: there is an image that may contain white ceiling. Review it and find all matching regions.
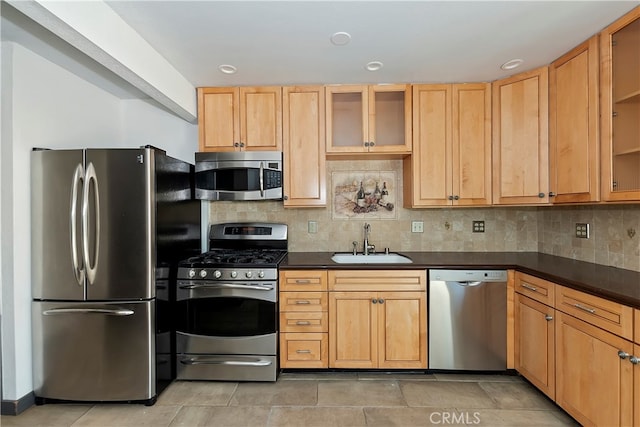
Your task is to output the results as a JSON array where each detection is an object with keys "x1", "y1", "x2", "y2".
[{"x1": 104, "y1": 0, "x2": 640, "y2": 87}]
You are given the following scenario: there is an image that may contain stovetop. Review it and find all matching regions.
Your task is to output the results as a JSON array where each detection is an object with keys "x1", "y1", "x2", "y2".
[{"x1": 179, "y1": 249, "x2": 287, "y2": 269}]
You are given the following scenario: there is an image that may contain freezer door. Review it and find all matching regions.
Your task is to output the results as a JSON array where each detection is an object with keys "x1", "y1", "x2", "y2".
[
  {"x1": 84, "y1": 149, "x2": 155, "y2": 300},
  {"x1": 31, "y1": 149, "x2": 86, "y2": 300},
  {"x1": 32, "y1": 300, "x2": 155, "y2": 402}
]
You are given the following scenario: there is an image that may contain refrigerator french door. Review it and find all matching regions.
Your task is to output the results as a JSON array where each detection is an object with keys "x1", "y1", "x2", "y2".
[{"x1": 31, "y1": 147, "x2": 199, "y2": 405}]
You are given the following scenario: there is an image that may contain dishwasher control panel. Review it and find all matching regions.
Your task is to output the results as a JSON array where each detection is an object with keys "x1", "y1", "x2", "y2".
[{"x1": 429, "y1": 269, "x2": 507, "y2": 282}]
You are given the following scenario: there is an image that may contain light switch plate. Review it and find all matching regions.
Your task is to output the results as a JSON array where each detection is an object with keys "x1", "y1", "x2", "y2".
[
  {"x1": 472, "y1": 220, "x2": 485, "y2": 233},
  {"x1": 411, "y1": 221, "x2": 424, "y2": 233},
  {"x1": 308, "y1": 221, "x2": 318, "y2": 234}
]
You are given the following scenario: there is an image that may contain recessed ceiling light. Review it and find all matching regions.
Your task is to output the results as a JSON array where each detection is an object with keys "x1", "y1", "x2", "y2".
[
  {"x1": 330, "y1": 31, "x2": 351, "y2": 46},
  {"x1": 218, "y1": 64, "x2": 237, "y2": 74},
  {"x1": 366, "y1": 61, "x2": 384, "y2": 72},
  {"x1": 501, "y1": 59, "x2": 524, "y2": 70}
]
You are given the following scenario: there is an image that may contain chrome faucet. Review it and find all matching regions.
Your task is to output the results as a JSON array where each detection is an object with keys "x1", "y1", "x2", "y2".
[{"x1": 363, "y1": 223, "x2": 375, "y2": 255}]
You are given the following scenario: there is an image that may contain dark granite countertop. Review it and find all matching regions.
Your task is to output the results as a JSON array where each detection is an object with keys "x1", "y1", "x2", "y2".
[{"x1": 280, "y1": 251, "x2": 640, "y2": 309}]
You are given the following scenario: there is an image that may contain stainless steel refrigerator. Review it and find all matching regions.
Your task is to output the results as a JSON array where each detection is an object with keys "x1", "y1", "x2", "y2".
[{"x1": 31, "y1": 146, "x2": 201, "y2": 405}]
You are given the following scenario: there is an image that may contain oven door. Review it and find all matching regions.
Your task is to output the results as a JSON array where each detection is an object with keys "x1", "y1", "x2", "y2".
[{"x1": 195, "y1": 152, "x2": 282, "y2": 201}]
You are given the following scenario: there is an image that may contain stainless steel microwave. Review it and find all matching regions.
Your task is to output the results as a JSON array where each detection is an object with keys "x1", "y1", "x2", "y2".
[{"x1": 195, "y1": 151, "x2": 283, "y2": 201}]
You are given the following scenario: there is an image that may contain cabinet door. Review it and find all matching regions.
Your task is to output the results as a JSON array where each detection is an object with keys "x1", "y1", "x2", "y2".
[
  {"x1": 326, "y1": 85, "x2": 368, "y2": 153},
  {"x1": 404, "y1": 84, "x2": 452, "y2": 207},
  {"x1": 514, "y1": 294, "x2": 555, "y2": 399},
  {"x1": 239, "y1": 86, "x2": 282, "y2": 151},
  {"x1": 555, "y1": 311, "x2": 634, "y2": 426},
  {"x1": 492, "y1": 67, "x2": 550, "y2": 205},
  {"x1": 378, "y1": 291, "x2": 426, "y2": 369},
  {"x1": 198, "y1": 87, "x2": 240, "y2": 152},
  {"x1": 453, "y1": 83, "x2": 492, "y2": 206},
  {"x1": 600, "y1": 8, "x2": 640, "y2": 201},
  {"x1": 368, "y1": 84, "x2": 412, "y2": 154},
  {"x1": 549, "y1": 36, "x2": 600, "y2": 203},
  {"x1": 329, "y1": 292, "x2": 377, "y2": 368},
  {"x1": 635, "y1": 343, "x2": 640, "y2": 427},
  {"x1": 282, "y1": 86, "x2": 326, "y2": 207}
]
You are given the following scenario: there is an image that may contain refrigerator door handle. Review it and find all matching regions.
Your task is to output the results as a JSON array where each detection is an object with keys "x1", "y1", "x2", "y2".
[
  {"x1": 82, "y1": 162, "x2": 100, "y2": 285},
  {"x1": 42, "y1": 307, "x2": 134, "y2": 316},
  {"x1": 259, "y1": 161, "x2": 264, "y2": 197},
  {"x1": 70, "y1": 163, "x2": 85, "y2": 285}
]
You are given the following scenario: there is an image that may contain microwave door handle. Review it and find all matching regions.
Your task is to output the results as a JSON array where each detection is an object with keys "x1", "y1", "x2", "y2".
[{"x1": 259, "y1": 162, "x2": 264, "y2": 197}]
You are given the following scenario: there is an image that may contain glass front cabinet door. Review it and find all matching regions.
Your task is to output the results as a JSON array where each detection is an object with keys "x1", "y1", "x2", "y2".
[{"x1": 601, "y1": 7, "x2": 640, "y2": 201}]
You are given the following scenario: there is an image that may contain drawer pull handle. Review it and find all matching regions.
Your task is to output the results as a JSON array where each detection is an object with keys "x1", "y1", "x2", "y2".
[
  {"x1": 296, "y1": 321, "x2": 311, "y2": 325},
  {"x1": 521, "y1": 283, "x2": 538, "y2": 292},
  {"x1": 295, "y1": 300, "x2": 311, "y2": 305},
  {"x1": 296, "y1": 349, "x2": 311, "y2": 354},
  {"x1": 574, "y1": 303, "x2": 596, "y2": 314},
  {"x1": 295, "y1": 279, "x2": 311, "y2": 284}
]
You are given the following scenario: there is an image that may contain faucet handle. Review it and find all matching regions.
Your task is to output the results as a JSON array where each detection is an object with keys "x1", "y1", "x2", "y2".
[{"x1": 352, "y1": 241, "x2": 358, "y2": 255}]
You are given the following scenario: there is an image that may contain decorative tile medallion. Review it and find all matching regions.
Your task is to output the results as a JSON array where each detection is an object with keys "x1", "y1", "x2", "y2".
[{"x1": 332, "y1": 171, "x2": 397, "y2": 219}]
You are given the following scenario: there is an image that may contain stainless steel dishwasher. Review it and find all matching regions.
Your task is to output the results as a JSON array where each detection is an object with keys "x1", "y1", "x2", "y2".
[{"x1": 428, "y1": 269, "x2": 507, "y2": 371}]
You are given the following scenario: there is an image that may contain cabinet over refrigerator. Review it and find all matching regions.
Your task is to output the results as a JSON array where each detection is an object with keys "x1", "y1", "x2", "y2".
[{"x1": 31, "y1": 146, "x2": 201, "y2": 405}]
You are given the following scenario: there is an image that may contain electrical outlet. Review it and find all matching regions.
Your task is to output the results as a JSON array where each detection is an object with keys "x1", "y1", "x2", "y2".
[
  {"x1": 472, "y1": 220, "x2": 485, "y2": 233},
  {"x1": 411, "y1": 221, "x2": 424, "y2": 233},
  {"x1": 308, "y1": 221, "x2": 318, "y2": 234},
  {"x1": 575, "y1": 223, "x2": 590, "y2": 239}
]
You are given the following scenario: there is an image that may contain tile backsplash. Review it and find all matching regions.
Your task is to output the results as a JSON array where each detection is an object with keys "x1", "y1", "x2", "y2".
[{"x1": 208, "y1": 160, "x2": 640, "y2": 272}]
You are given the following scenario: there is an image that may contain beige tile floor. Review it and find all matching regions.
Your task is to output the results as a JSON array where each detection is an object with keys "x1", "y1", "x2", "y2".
[{"x1": 1, "y1": 372, "x2": 579, "y2": 427}]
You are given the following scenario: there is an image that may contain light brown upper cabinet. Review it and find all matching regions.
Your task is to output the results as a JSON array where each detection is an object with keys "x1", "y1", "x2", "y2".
[
  {"x1": 492, "y1": 67, "x2": 550, "y2": 205},
  {"x1": 325, "y1": 84, "x2": 412, "y2": 156},
  {"x1": 197, "y1": 86, "x2": 282, "y2": 152},
  {"x1": 282, "y1": 86, "x2": 326, "y2": 207},
  {"x1": 549, "y1": 36, "x2": 600, "y2": 204},
  {"x1": 403, "y1": 84, "x2": 492, "y2": 207},
  {"x1": 600, "y1": 6, "x2": 640, "y2": 201}
]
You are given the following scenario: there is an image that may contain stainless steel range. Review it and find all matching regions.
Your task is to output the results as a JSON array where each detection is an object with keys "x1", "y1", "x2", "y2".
[{"x1": 175, "y1": 222, "x2": 287, "y2": 381}]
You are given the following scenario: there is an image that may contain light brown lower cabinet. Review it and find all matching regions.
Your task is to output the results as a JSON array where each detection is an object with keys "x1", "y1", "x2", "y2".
[
  {"x1": 329, "y1": 290, "x2": 427, "y2": 369},
  {"x1": 555, "y1": 311, "x2": 634, "y2": 426},
  {"x1": 279, "y1": 270, "x2": 328, "y2": 368},
  {"x1": 514, "y1": 293, "x2": 555, "y2": 399}
]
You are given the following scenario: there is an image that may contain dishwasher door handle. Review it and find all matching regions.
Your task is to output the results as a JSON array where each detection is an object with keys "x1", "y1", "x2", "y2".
[{"x1": 455, "y1": 281, "x2": 483, "y2": 287}]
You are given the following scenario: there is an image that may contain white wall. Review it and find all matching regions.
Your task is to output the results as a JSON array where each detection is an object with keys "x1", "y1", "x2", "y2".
[{"x1": 0, "y1": 41, "x2": 197, "y2": 402}]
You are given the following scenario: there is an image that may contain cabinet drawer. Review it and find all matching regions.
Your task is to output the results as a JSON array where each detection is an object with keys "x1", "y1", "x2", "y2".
[
  {"x1": 556, "y1": 286, "x2": 634, "y2": 340},
  {"x1": 329, "y1": 270, "x2": 426, "y2": 291},
  {"x1": 280, "y1": 270, "x2": 327, "y2": 291},
  {"x1": 514, "y1": 272, "x2": 555, "y2": 306},
  {"x1": 280, "y1": 333, "x2": 328, "y2": 368},
  {"x1": 280, "y1": 311, "x2": 328, "y2": 333},
  {"x1": 280, "y1": 292, "x2": 327, "y2": 312}
]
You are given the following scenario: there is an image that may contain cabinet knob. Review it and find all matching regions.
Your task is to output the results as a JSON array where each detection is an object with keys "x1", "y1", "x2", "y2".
[
  {"x1": 618, "y1": 350, "x2": 630, "y2": 360},
  {"x1": 234, "y1": 142, "x2": 240, "y2": 147},
  {"x1": 283, "y1": 195, "x2": 288, "y2": 200},
  {"x1": 545, "y1": 314, "x2": 553, "y2": 321},
  {"x1": 548, "y1": 192, "x2": 556, "y2": 197},
  {"x1": 630, "y1": 356, "x2": 639, "y2": 365},
  {"x1": 538, "y1": 193, "x2": 545, "y2": 198},
  {"x1": 372, "y1": 299, "x2": 377, "y2": 304},
  {"x1": 369, "y1": 141, "x2": 375, "y2": 147},
  {"x1": 453, "y1": 195, "x2": 459, "y2": 200},
  {"x1": 378, "y1": 298, "x2": 384, "y2": 304},
  {"x1": 364, "y1": 142, "x2": 370, "y2": 147},
  {"x1": 240, "y1": 142, "x2": 245, "y2": 147},
  {"x1": 448, "y1": 195, "x2": 454, "y2": 201}
]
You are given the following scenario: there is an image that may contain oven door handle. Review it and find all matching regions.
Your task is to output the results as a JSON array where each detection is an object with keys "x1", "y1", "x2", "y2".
[
  {"x1": 179, "y1": 357, "x2": 272, "y2": 367},
  {"x1": 179, "y1": 283, "x2": 274, "y2": 291}
]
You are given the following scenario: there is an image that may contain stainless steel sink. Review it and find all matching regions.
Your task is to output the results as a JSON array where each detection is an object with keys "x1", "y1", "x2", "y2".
[{"x1": 330, "y1": 253, "x2": 413, "y2": 264}]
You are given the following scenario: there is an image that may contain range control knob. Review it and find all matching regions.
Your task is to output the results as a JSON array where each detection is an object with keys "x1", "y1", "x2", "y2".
[
  {"x1": 214, "y1": 270, "x2": 222, "y2": 279},
  {"x1": 258, "y1": 271, "x2": 265, "y2": 278},
  {"x1": 246, "y1": 271, "x2": 253, "y2": 278},
  {"x1": 199, "y1": 270, "x2": 207, "y2": 278},
  {"x1": 230, "y1": 271, "x2": 238, "y2": 279},
  {"x1": 188, "y1": 269, "x2": 196, "y2": 278}
]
